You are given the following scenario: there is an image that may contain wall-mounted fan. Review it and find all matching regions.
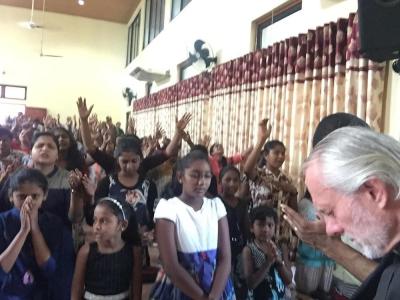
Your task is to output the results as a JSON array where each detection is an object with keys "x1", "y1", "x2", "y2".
[{"x1": 188, "y1": 39, "x2": 217, "y2": 69}]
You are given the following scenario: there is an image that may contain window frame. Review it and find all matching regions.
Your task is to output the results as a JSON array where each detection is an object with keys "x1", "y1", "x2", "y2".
[
  {"x1": 126, "y1": 11, "x2": 141, "y2": 65},
  {"x1": 171, "y1": 0, "x2": 191, "y2": 19},
  {"x1": 0, "y1": 84, "x2": 27, "y2": 101},
  {"x1": 144, "y1": 0, "x2": 165, "y2": 48},
  {"x1": 255, "y1": 0, "x2": 302, "y2": 50}
]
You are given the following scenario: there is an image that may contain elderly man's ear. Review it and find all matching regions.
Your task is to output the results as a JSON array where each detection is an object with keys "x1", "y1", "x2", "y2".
[{"x1": 360, "y1": 178, "x2": 394, "y2": 210}]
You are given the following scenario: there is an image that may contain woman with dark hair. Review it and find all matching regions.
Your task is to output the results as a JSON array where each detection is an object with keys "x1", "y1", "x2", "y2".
[{"x1": 52, "y1": 127, "x2": 86, "y2": 173}]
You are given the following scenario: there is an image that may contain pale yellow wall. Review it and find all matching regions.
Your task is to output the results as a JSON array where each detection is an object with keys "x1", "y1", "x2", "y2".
[
  {"x1": 0, "y1": 5, "x2": 128, "y2": 123},
  {"x1": 126, "y1": 0, "x2": 400, "y2": 138}
]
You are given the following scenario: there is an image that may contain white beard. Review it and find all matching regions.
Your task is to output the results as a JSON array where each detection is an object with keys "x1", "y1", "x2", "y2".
[{"x1": 348, "y1": 200, "x2": 391, "y2": 259}]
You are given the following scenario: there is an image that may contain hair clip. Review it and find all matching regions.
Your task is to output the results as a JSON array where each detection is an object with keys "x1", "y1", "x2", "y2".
[{"x1": 101, "y1": 197, "x2": 126, "y2": 221}]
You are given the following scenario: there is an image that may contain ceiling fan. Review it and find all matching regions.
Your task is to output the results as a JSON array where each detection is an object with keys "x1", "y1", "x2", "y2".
[
  {"x1": 19, "y1": 0, "x2": 63, "y2": 57},
  {"x1": 18, "y1": 0, "x2": 43, "y2": 29}
]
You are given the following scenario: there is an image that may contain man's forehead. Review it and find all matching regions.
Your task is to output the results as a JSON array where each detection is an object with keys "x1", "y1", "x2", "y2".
[{"x1": 304, "y1": 159, "x2": 322, "y2": 184}]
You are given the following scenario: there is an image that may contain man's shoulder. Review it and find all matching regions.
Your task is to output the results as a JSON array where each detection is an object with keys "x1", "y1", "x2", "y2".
[{"x1": 353, "y1": 250, "x2": 400, "y2": 300}]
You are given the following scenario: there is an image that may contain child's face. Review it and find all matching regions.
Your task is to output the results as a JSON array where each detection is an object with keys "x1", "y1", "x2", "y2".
[
  {"x1": 265, "y1": 145, "x2": 285, "y2": 170},
  {"x1": 251, "y1": 216, "x2": 276, "y2": 241},
  {"x1": 10, "y1": 182, "x2": 45, "y2": 211},
  {"x1": 31, "y1": 136, "x2": 58, "y2": 166},
  {"x1": 93, "y1": 205, "x2": 124, "y2": 242},
  {"x1": 118, "y1": 151, "x2": 141, "y2": 176},
  {"x1": 221, "y1": 170, "x2": 240, "y2": 196},
  {"x1": 179, "y1": 159, "x2": 212, "y2": 199}
]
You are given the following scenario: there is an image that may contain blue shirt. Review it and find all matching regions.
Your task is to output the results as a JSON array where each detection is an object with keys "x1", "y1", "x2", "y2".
[
  {"x1": 0, "y1": 208, "x2": 74, "y2": 300},
  {"x1": 0, "y1": 167, "x2": 71, "y2": 229}
]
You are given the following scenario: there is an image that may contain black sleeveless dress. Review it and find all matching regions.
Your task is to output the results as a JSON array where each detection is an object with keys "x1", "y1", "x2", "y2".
[{"x1": 85, "y1": 242, "x2": 133, "y2": 297}]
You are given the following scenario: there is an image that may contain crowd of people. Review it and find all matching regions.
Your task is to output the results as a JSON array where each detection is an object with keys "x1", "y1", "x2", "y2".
[{"x1": 0, "y1": 97, "x2": 399, "y2": 300}]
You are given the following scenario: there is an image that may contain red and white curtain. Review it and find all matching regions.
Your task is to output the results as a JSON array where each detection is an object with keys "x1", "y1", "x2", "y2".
[{"x1": 133, "y1": 13, "x2": 386, "y2": 191}]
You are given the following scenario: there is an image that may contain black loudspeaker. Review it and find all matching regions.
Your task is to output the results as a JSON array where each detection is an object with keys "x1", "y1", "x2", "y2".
[{"x1": 358, "y1": 0, "x2": 400, "y2": 62}]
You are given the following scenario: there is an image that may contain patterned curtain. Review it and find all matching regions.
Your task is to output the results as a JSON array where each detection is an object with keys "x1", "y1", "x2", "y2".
[{"x1": 133, "y1": 13, "x2": 386, "y2": 191}]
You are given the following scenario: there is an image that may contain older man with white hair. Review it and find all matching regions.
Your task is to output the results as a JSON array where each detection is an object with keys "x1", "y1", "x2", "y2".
[{"x1": 301, "y1": 126, "x2": 400, "y2": 299}]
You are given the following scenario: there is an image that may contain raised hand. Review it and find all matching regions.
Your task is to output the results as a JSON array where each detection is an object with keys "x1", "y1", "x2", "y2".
[
  {"x1": 281, "y1": 204, "x2": 333, "y2": 250},
  {"x1": 82, "y1": 175, "x2": 96, "y2": 198},
  {"x1": 76, "y1": 97, "x2": 94, "y2": 121},
  {"x1": 176, "y1": 113, "x2": 192, "y2": 132},
  {"x1": 155, "y1": 122, "x2": 165, "y2": 140},
  {"x1": 66, "y1": 116, "x2": 73, "y2": 127},
  {"x1": 181, "y1": 131, "x2": 192, "y2": 143},
  {"x1": 68, "y1": 169, "x2": 83, "y2": 191},
  {"x1": 43, "y1": 114, "x2": 54, "y2": 129},
  {"x1": 127, "y1": 116, "x2": 136, "y2": 135},
  {"x1": 200, "y1": 134, "x2": 211, "y2": 148},
  {"x1": 258, "y1": 118, "x2": 272, "y2": 143}
]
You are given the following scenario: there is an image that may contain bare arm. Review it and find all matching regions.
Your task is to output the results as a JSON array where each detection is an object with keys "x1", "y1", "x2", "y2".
[
  {"x1": 165, "y1": 113, "x2": 192, "y2": 157},
  {"x1": 322, "y1": 238, "x2": 377, "y2": 281},
  {"x1": 208, "y1": 217, "x2": 232, "y2": 300},
  {"x1": 282, "y1": 205, "x2": 377, "y2": 281},
  {"x1": 131, "y1": 246, "x2": 142, "y2": 300},
  {"x1": 68, "y1": 170, "x2": 85, "y2": 223},
  {"x1": 244, "y1": 119, "x2": 271, "y2": 180},
  {"x1": 156, "y1": 219, "x2": 207, "y2": 300},
  {"x1": 0, "y1": 206, "x2": 30, "y2": 273},
  {"x1": 276, "y1": 243, "x2": 292, "y2": 285},
  {"x1": 181, "y1": 131, "x2": 195, "y2": 149},
  {"x1": 71, "y1": 243, "x2": 89, "y2": 300},
  {"x1": 76, "y1": 97, "x2": 96, "y2": 153},
  {"x1": 242, "y1": 246, "x2": 274, "y2": 289},
  {"x1": 69, "y1": 190, "x2": 84, "y2": 223}
]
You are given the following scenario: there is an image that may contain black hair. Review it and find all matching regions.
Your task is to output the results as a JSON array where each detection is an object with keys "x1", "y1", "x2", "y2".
[
  {"x1": 96, "y1": 197, "x2": 127, "y2": 223},
  {"x1": 52, "y1": 127, "x2": 85, "y2": 172},
  {"x1": 177, "y1": 150, "x2": 210, "y2": 173},
  {"x1": 219, "y1": 165, "x2": 240, "y2": 182},
  {"x1": 263, "y1": 140, "x2": 285, "y2": 155},
  {"x1": 0, "y1": 127, "x2": 13, "y2": 140},
  {"x1": 31, "y1": 131, "x2": 59, "y2": 151},
  {"x1": 9, "y1": 168, "x2": 48, "y2": 195},
  {"x1": 249, "y1": 206, "x2": 278, "y2": 225},
  {"x1": 119, "y1": 134, "x2": 141, "y2": 145},
  {"x1": 312, "y1": 112, "x2": 370, "y2": 147},
  {"x1": 114, "y1": 137, "x2": 143, "y2": 159},
  {"x1": 190, "y1": 145, "x2": 208, "y2": 156}
]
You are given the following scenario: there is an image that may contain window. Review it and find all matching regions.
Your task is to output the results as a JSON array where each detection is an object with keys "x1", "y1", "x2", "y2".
[
  {"x1": 171, "y1": 0, "x2": 191, "y2": 19},
  {"x1": 256, "y1": 0, "x2": 302, "y2": 49},
  {"x1": 144, "y1": 0, "x2": 165, "y2": 47},
  {"x1": 178, "y1": 60, "x2": 197, "y2": 81},
  {"x1": 126, "y1": 12, "x2": 141, "y2": 65},
  {"x1": 0, "y1": 84, "x2": 27, "y2": 100}
]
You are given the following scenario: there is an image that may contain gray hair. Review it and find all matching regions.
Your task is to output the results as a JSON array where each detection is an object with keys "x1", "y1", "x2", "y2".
[{"x1": 303, "y1": 127, "x2": 400, "y2": 199}]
